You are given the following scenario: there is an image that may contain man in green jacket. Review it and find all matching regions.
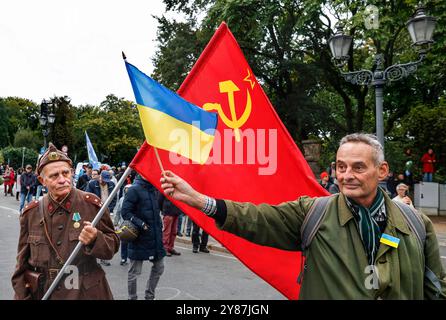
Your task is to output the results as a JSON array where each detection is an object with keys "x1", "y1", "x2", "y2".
[{"x1": 160, "y1": 133, "x2": 446, "y2": 299}]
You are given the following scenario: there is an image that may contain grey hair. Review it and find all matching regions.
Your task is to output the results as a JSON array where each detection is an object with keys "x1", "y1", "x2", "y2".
[
  {"x1": 396, "y1": 183, "x2": 408, "y2": 190},
  {"x1": 339, "y1": 133, "x2": 385, "y2": 165}
]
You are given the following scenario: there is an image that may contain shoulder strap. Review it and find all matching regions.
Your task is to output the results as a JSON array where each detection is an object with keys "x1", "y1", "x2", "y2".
[
  {"x1": 39, "y1": 199, "x2": 65, "y2": 265},
  {"x1": 392, "y1": 200, "x2": 443, "y2": 298},
  {"x1": 392, "y1": 200, "x2": 426, "y2": 249},
  {"x1": 300, "y1": 195, "x2": 335, "y2": 252}
]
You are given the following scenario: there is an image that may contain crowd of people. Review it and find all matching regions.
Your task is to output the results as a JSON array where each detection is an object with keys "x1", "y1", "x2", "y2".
[
  {"x1": 5, "y1": 139, "x2": 445, "y2": 300},
  {"x1": 4, "y1": 152, "x2": 210, "y2": 300}
]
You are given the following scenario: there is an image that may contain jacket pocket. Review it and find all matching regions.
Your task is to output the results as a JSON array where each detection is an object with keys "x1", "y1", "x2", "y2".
[{"x1": 27, "y1": 234, "x2": 50, "y2": 266}]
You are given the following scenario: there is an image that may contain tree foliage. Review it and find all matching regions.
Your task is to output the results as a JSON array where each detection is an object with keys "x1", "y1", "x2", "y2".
[
  {"x1": 13, "y1": 129, "x2": 42, "y2": 152},
  {"x1": 152, "y1": 0, "x2": 446, "y2": 176},
  {"x1": 1, "y1": 94, "x2": 144, "y2": 167},
  {"x1": 1, "y1": 147, "x2": 39, "y2": 169}
]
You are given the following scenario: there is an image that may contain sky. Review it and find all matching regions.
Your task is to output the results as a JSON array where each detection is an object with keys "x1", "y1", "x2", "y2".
[{"x1": 0, "y1": 0, "x2": 175, "y2": 106}]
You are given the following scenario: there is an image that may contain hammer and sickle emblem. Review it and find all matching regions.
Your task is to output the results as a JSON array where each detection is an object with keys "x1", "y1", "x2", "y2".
[{"x1": 203, "y1": 80, "x2": 252, "y2": 142}]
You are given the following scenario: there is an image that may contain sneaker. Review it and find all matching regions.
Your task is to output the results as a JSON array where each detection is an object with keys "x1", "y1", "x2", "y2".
[
  {"x1": 169, "y1": 249, "x2": 181, "y2": 256},
  {"x1": 185, "y1": 232, "x2": 191, "y2": 237},
  {"x1": 120, "y1": 259, "x2": 128, "y2": 265},
  {"x1": 166, "y1": 251, "x2": 172, "y2": 257},
  {"x1": 177, "y1": 232, "x2": 183, "y2": 237},
  {"x1": 199, "y1": 247, "x2": 210, "y2": 253},
  {"x1": 192, "y1": 247, "x2": 198, "y2": 253}
]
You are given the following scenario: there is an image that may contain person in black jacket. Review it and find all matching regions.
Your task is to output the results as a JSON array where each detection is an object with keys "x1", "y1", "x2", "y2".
[
  {"x1": 121, "y1": 175, "x2": 165, "y2": 300},
  {"x1": 19, "y1": 165, "x2": 36, "y2": 212},
  {"x1": 76, "y1": 164, "x2": 92, "y2": 191},
  {"x1": 85, "y1": 170, "x2": 117, "y2": 212}
]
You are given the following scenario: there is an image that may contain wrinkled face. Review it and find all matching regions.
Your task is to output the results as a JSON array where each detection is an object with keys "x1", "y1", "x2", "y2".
[
  {"x1": 336, "y1": 142, "x2": 389, "y2": 207},
  {"x1": 39, "y1": 162, "x2": 73, "y2": 200}
]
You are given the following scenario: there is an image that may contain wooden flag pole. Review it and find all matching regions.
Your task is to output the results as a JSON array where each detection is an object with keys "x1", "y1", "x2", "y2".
[{"x1": 153, "y1": 147, "x2": 165, "y2": 174}]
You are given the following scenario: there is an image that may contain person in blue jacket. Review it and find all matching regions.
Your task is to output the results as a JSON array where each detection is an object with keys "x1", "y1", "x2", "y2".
[{"x1": 121, "y1": 174, "x2": 165, "y2": 300}]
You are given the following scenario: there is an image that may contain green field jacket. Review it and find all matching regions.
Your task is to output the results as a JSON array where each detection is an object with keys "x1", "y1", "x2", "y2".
[{"x1": 219, "y1": 192, "x2": 446, "y2": 299}]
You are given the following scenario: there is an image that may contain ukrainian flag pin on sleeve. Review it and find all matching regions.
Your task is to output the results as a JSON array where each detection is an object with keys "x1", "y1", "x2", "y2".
[{"x1": 380, "y1": 233, "x2": 400, "y2": 248}]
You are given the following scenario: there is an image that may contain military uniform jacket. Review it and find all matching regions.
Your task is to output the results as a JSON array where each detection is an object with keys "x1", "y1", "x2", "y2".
[
  {"x1": 219, "y1": 191, "x2": 446, "y2": 299},
  {"x1": 11, "y1": 189, "x2": 120, "y2": 300}
]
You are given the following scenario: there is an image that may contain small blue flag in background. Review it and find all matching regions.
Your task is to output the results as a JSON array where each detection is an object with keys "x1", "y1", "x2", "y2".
[{"x1": 85, "y1": 131, "x2": 100, "y2": 169}]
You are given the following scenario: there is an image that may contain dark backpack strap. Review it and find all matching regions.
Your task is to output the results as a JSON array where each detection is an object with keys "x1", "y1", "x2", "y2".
[
  {"x1": 300, "y1": 195, "x2": 335, "y2": 252},
  {"x1": 392, "y1": 200, "x2": 442, "y2": 298},
  {"x1": 297, "y1": 195, "x2": 334, "y2": 284},
  {"x1": 392, "y1": 200, "x2": 426, "y2": 248}
]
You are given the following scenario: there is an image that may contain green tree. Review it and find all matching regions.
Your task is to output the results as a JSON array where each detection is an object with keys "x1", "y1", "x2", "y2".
[
  {"x1": 153, "y1": 0, "x2": 446, "y2": 172},
  {"x1": 13, "y1": 129, "x2": 42, "y2": 152},
  {"x1": 47, "y1": 96, "x2": 76, "y2": 151},
  {"x1": 1, "y1": 147, "x2": 39, "y2": 169},
  {"x1": 0, "y1": 97, "x2": 39, "y2": 148},
  {"x1": 71, "y1": 95, "x2": 144, "y2": 166}
]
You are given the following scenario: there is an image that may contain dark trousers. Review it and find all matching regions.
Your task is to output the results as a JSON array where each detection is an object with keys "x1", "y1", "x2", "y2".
[
  {"x1": 121, "y1": 241, "x2": 128, "y2": 260},
  {"x1": 192, "y1": 222, "x2": 208, "y2": 249}
]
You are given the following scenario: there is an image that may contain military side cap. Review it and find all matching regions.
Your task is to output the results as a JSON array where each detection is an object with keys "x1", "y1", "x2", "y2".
[{"x1": 37, "y1": 143, "x2": 73, "y2": 174}]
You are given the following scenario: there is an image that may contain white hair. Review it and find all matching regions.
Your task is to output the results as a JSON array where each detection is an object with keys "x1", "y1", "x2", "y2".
[
  {"x1": 339, "y1": 133, "x2": 385, "y2": 166},
  {"x1": 396, "y1": 183, "x2": 408, "y2": 190}
]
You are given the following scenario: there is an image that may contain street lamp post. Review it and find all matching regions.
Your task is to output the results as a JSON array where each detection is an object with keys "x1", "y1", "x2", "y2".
[
  {"x1": 328, "y1": 5, "x2": 436, "y2": 152},
  {"x1": 39, "y1": 99, "x2": 56, "y2": 149}
]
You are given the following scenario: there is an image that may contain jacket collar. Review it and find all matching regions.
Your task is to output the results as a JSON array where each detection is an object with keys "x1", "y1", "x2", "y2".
[
  {"x1": 337, "y1": 188, "x2": 411, "y2": 235},
  {"x1": 48, "y1": 189, "x2": 74, "y2": 216}
]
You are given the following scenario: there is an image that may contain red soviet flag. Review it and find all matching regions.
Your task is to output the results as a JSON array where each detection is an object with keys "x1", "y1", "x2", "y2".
[{"x1": 130, "y1": 22, "x2": 328, "y2": 299}]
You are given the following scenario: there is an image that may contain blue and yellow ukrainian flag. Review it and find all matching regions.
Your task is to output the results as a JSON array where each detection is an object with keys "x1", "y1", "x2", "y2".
[
  {"x1": 380, "y1": 233, "x2": 400, "y2": 248},
  {"x1": 125, "y1": 61, "x2": 218, "y2": 164}
]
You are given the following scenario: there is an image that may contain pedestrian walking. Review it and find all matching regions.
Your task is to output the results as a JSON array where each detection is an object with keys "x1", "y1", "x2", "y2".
[
  {"x1": 121, "y1": 174, "x2": 165, "y2": 300},
  {"x1": 192, "y1": 223, "x2": 209, "y2": 254},
  {"x1": 159, "y1": 194, "x2": 182, "y2": 256},
  {"x1": 19, "y1": 165, "x2": 36, "y2": 213},
  {"x1": 3, "y1": 165, "x2": 15, "y2": 196}
]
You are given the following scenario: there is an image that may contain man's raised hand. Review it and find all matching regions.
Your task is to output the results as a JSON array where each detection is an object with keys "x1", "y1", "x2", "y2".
[{"x1": 160, "y1": 171, "x2": 206, "y2": 209}]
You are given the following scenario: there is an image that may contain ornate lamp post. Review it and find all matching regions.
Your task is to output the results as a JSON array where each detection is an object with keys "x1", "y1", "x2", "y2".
[
  {"x1": 39, "y1": 99, "x2": 56, "y2": 149},
  {"x1": 328, "y1": 5, "x2": 436, "y2": 151}
]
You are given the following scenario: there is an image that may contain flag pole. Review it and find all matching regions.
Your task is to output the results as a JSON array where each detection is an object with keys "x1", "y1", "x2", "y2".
[
  {"x1": 153, "y1": 147, "x2": 165, "y2": 173},
  {"x1": 42, "y1": 166, "x2": 132, "y2": 300}
]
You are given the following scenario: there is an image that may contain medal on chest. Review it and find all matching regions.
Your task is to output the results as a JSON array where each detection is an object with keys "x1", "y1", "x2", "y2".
[{"x1": 73, "y1": 212, "x2": 81, "y2": 229}]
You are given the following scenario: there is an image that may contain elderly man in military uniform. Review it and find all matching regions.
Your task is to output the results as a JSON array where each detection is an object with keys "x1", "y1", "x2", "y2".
[{"x1": 11, "y1": 143, "x2": 120, "y2": 300}]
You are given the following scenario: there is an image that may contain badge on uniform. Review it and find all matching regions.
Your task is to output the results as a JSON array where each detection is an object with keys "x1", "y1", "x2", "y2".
[
  {"x1": 380, "y1": 233, "x2": 400, "y2": 248},
  {"x1": 73, "y1": 212, "x2": 81, "y2": 229}
]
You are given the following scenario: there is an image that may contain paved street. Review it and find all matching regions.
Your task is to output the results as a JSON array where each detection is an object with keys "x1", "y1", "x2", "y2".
[
  {"x1": 1, "y1": 193, "x2": 445, "y2": 300},
  {"x1": 0, "y1": 194, "x2": 284, "y2": 300}
]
